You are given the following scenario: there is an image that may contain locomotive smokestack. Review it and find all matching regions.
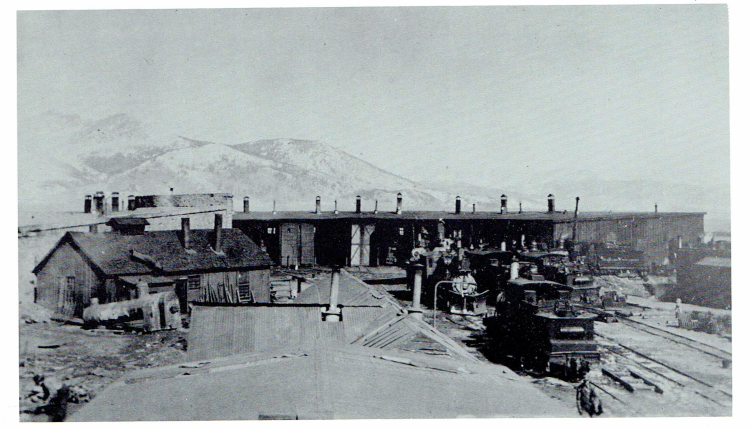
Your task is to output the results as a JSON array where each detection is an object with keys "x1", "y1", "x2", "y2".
[
  {"x1": 84, "y1": 195, "x2": 92, "y2": 214},
  {"x1": 355, "y1": 195, "x2": 361, "y2": 214},
  {"x1": 315, "y1": 196, "x2": 321, "y2": 214},
  {"x1": 127, "y1": 195, "x2": 136, "y2": 211},
  {"x1": 547, "y1": 194, "x2": 555, "y2": 213},
  {"x1": 243, "y1": 196, "x2": 249, "y2": 213},
  {"x1": 455, "y1": 196, "x2": 462, "y2": 214},
  {"x1": 111, "y1": 192, "x2": 120, "y2": 212},
  {"x1": 510, "y1": 261, "x2": 520, "y2": 280},
  {"x1": 500, "y1": 194, "x2": 508, "y2": 214},
  {"x1": 396, "y1": 192, "x2": 403, "y2": 215},
  {"x1": 181, "y1": 217, "x2": 190, "y2": 249},
  {"x1": 213, "y1": 214, "x2": 223, "y2": 252}
]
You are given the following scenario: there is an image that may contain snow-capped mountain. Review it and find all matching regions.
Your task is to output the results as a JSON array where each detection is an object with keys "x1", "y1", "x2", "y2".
[{"x1": 17, "y1": 111, "x2": 730, "y2": 232}]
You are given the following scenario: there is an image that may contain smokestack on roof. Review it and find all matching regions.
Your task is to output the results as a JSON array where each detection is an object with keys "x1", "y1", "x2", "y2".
[
  {"x1": 355, "y1": 195, "x2": 361, "y2": 214},
  {"x1": 334, "y1": 200, "x2": 339, "y2": 215},
  {"x1": 111, "y1": 192, "x2": 120, "y2": 212},
  {"x1": 374, "y1": 200, "x2": 378, "y2": 214},
  {"x1": 324, "y1": 267, "x2": 342, "y2": 322},
  {"x1": 315, "y1": 196, "x2": 321, "y2": 214},
  {"x1": 181, "y1": 217, "x2": 190, "y2": 249},
  {"x1": 396, "y1": 192, "x2": 403, "y2": 215},
  {"x1": 548, "y1": 194, "x2": 555, "y2": 213},
  {"x1": 654, "y1": 203, "x2": 658, "y2": 214},
  {"x1": 243, "y1": 196, "x2": 249, "y2": 213},
  {"x1": 84, "y1": 195, "x2": 92, "y2": 214},
  {"x1": 94, "y1": 191, "x2": 105, "y2": 215},
  {"x1": 213, "y1": 214, "x2": 223, "y2": 252},
  {"x1": 408, "y1": 264, "x2": 424, "y2": 320},
  {"x1": 472, "y1": 203, "x2": 476, "y2": 214},
  {"x1": 500, "y1": 194, "x2": 508, "y2": 214},
  {"x1": 455, "y1": 196, "x2": 462, "y2": 214}
]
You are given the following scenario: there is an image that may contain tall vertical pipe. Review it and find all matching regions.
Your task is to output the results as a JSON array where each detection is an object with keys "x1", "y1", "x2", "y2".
[{"x1": 325, "y1": 267, "x2": 342, "y2": 322}]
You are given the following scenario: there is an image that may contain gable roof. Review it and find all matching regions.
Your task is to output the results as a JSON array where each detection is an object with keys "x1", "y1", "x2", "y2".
[
  {"x1": 292, "y1": 269, "x2": 401, "y2": 307},
  {"x1": 69, "y1": 343, "x2": 576, "y2": 421},
  {"x1": 33, "y1": 229, "x2": 272, "y2": 276},
  {"x1": 187, "y1": 269, "x2": 479, "y2": 363}
]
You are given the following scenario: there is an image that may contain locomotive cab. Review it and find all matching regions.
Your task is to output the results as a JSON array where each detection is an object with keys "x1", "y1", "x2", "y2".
[{"x1": 486, "y1": 279, "x2": 600, "y2": 379}]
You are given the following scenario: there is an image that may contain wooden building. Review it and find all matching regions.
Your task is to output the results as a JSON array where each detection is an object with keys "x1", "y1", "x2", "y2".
[
  {"x1": 672, "y1": 248, "x2": 731, "y2": 309},
  {"x1": 234, "y1": 195, "x2": 704, "y2": 268},
  {"x1": 32, "y1": 214, "x2": 272, "y2": 318}
]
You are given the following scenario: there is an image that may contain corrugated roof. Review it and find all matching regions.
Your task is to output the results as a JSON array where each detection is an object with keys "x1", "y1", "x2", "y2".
[
  {"x1": 69, "y1": 343, "x2": 577, "y2": 421},
  {"x1": 234, "y1": 210, "x2": 705, "y2": 223},
  {"x1": 33, "y1": 229, "x2": 272, "y2": 275},
  {"x1": 292, "y1": 270, "x2": 400, "y2": 307},
  {"x1": 187, "y1": 305, "x2": 400, "y2": 361},
  {"x1": 695, "y1": 256, "x2": 731, "y2": 268}
]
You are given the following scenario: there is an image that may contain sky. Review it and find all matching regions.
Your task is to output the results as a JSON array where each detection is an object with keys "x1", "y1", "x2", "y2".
[{"x1": 17, "y1": 5, "x2": 729, "y2": 190}]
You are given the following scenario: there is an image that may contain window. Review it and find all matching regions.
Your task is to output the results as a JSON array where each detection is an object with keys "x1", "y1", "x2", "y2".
[
  {"x1": 267, "y1": 227, "x2": 277, "y2": 234},
  {"x1": 187, "y1": 275, "x2": 201, "y2": 290},
  {"x1": 398, "y1": 227, "x2": 404, "y2": 236}
]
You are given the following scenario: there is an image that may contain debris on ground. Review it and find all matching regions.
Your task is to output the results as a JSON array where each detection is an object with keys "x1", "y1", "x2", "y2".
[
  {"x1": 594, "y1": 275, "x2": 651, "y2": 298},
  {"x1": 20, "y1": 302, "x2": 53, "y2": 324},
  {"x1": 19, "y1": 322, "x2": 187, "y2": 421}
]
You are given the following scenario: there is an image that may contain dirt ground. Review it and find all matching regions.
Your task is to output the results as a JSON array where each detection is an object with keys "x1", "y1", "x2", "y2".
[{"x1": 18, "y1": 320, "x2": 187, "y2": 422}]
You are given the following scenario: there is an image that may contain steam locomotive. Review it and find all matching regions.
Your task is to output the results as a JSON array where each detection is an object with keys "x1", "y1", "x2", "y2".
[{"x1": 483, "y1": 278, "x2": 599, "y2": 379}]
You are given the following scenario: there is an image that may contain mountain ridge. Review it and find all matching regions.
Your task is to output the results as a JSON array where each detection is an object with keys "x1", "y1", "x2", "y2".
[{"x1": 17, "y1": 111, "x2": 730, "y2": 232}]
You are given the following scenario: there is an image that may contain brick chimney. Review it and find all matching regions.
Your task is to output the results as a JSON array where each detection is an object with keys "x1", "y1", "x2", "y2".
[
  {"x1": 315, "y1": 196, "x2": 321, "y2": 214},
  {"x1": 455, "y1": 196, "x2": 462, "y2": 214},
  {"x1": 355, "y1": 195, "x2": 361, "y2": 214},
  {"x1": 500, "y1": 194, "x2": 508, "y2": 214},
  {"x1": 127, "y1": 195, "x2": 136, "y2": 211},
  {"x1": 243, "y1": 196, "x2": 249, "y2": 213},
  {"x1": 547, "y1": 194, "x2": 555, "y2": 213},
  {"x1": 213, "y1": 214, "x2": 223, "y2": 252},
  {"x1": 396, "y1": 192, "x2": 403, "y2": 215},
  {"x1": 84, "y1": 195, "x2": 92, "y2": 213},
  {"x1": 181, "y1": 217, "x2": 190, "y2": 249}
]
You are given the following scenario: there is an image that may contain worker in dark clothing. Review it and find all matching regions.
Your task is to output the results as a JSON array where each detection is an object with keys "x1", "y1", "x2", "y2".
[{"x1": 576, "y1": 380, "x2": 603, "y2": 417}]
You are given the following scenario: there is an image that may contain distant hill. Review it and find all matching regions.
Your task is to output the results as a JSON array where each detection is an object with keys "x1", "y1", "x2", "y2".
[{"x1": 18, "y1": 111, "x2": 729, "y2": 232}]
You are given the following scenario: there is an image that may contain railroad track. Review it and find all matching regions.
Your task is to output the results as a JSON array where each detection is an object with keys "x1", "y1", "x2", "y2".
[
  {"x1": 596, "y1": 333, "x2": 731, "y2": 408},
  {"x1": 579, "y1": 305, "x2": 732, "y2": 363}
]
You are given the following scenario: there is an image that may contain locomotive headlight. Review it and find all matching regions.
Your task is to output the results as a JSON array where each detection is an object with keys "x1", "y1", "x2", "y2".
[{"x1": 560, "y1": 326, "x2": 585, "y2": 334}]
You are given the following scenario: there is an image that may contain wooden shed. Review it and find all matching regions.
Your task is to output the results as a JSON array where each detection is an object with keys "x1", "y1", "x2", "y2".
[{"x1": 32, "y1": 215, "x2": 273, "y2": 318}]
